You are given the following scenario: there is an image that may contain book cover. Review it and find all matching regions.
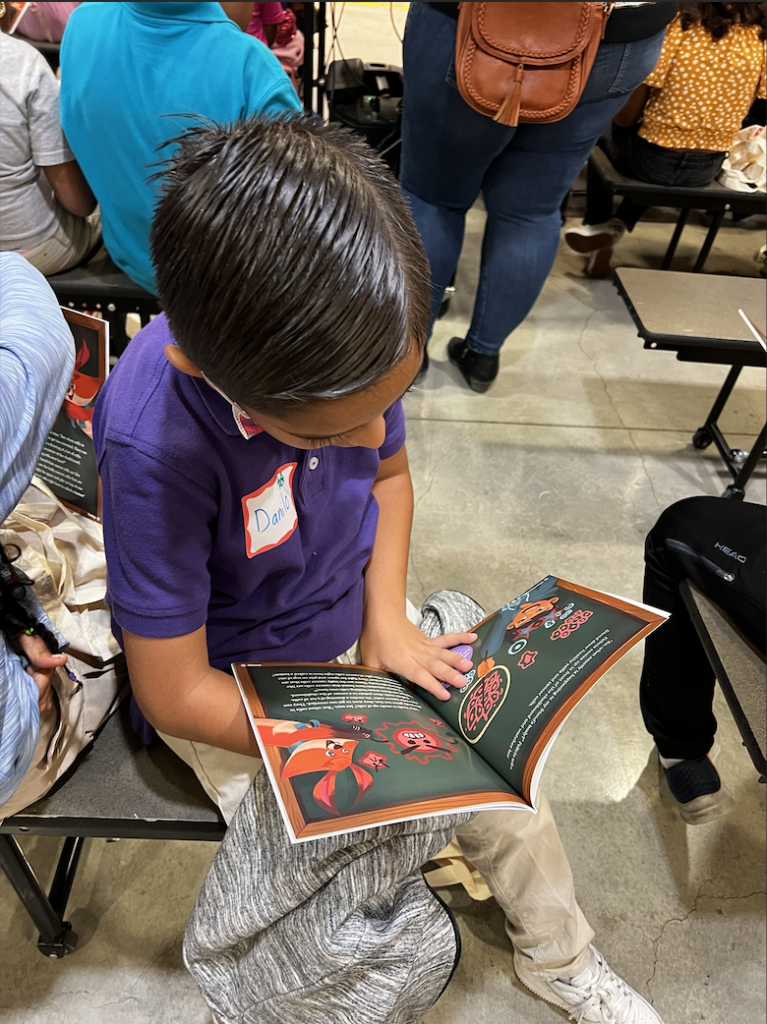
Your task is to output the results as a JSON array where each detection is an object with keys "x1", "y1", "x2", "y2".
[{"x1": 34, "y1": 308, "x2": 109, "y2": 521}]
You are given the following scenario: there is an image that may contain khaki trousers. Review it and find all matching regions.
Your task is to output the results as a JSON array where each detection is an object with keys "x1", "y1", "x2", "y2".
[{"x1": 18, "y1": 206, "x2": 101, "y2": 276}]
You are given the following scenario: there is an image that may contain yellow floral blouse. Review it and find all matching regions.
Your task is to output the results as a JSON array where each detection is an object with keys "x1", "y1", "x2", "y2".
[{"x1": 639, "y1": 16, "x2": 767, "y2": 152}]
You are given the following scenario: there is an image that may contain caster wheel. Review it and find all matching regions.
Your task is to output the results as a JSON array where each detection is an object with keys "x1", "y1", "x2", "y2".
[
  {"x1": 37, "y1": 921, "x2": 78, "y2": 958},
  {"x1": 692, "y1": 427, "x2": 713, "y2": 450},
  {"x1": 723, "y1": 485, "x2": 745, "y2": 500},
  {"x1": 438, "y1": 296, "x2": 451, "y2": 319}
]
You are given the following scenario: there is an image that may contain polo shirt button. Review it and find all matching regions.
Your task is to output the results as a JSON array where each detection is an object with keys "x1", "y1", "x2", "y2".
[{"x1": 309, "y1": 456, "x2": 319, "y2": 470}]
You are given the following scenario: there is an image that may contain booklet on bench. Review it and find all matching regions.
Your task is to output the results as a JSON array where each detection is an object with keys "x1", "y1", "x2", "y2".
[
  {"x1": 234, "y1": 576, "x2": 667, "y2": 843},
  {"x1": 33, "y1": 308, "x2": 109, "y2": 522}
]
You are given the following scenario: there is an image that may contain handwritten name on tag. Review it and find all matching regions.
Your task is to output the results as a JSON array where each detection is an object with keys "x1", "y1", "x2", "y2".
[{"x1": 242, "y1": 463, "x2": 298, "y2": 558}]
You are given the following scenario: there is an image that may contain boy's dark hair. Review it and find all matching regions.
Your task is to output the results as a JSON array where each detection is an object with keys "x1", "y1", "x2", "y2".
[
  {"x1": 151, "y1": 116, "x2": 431, "y2": 413},
  {"x1": 679, "y1": 3, "x2": 766, "y2": 41}
]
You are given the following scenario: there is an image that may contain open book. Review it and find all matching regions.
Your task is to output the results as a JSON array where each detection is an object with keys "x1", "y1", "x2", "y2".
[{"x1": 234, "y1": 576, "x2": 666, "y2": 843}]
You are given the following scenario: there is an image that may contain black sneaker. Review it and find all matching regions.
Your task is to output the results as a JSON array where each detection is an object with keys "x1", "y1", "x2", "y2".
[
  {"x1": 661, "y1": 747, "x2": 735, "y2": 825},
  {"x1": 447, "y1": 337, "x2": 499, "y2": 393}
]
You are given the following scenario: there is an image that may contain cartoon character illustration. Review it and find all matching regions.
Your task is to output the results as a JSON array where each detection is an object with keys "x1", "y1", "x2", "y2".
[
  {"x1": 62, "y1": 337, "x2": 103, "y2": 439},
  {"x1": 257, "y1": 719, "x2": 381, "y2": 817},
  {"x1": 358, "y1": 750, "x2": 389, "y2": 772},
  {"x1": 474, "y1": 579, "x2": 569, "y2": 677},
  {"x1": 374, "y1": 720, "x2": 460, "y2": 765}
]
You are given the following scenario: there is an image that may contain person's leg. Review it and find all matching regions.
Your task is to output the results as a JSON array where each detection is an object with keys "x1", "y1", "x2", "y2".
[
  {"x1": 455, "y1": 794, "x2": 593, "y2": 973},
  {"x1": 455, "y1": 798, "x2": 663, "y2": 1022},
  {"x1": 640, "y1": 496, "x2": 766, "y2": 759},
  {"x1": 463, "y1": 30, "x2": 665, "y2": 360},
  {"x1": 399, "y1": 2, "x2": 518, "y2": 335},
  {"x1": 21, "y1": 206, "x2": 102, "y2": 276},
  {"x1": 640, "y1": 496, "x2": 765, "y2": 824}
]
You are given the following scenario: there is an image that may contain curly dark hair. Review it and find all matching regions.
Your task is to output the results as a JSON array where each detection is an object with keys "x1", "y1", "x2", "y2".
[{"x1": 679, "y1": 3, "x2": 766, "y2": 42}]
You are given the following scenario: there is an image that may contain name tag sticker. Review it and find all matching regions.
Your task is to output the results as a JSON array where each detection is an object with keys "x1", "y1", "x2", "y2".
[{"x1": 242, "y1": 463, "x2": 298, "y2": 558}]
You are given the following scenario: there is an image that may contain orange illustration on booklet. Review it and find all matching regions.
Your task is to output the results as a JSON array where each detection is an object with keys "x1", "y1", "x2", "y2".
[{"x1": 234, "y1": 577, "x2": 667, "y2": 843}]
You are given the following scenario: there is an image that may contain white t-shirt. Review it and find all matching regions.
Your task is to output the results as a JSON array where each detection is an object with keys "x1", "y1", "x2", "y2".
[{"x1": 0, "y1": 33, "x2": 74, "y2": 248}]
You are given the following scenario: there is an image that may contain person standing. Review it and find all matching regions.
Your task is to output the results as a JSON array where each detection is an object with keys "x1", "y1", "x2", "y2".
[{"x1": 400, "y1": 2, "x2": 674, "y2": 392}]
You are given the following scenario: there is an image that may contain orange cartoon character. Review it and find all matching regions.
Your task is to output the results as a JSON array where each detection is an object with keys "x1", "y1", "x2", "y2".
[
  {"x1": 62, "y1": 338, "x2": 103, "y2": 439},
  {"x1": 477, "y1": 597, "x2": 560, "y2": 677},
  {"x1": 256, "y1": 719, "x2": 377, "y2": 816}
]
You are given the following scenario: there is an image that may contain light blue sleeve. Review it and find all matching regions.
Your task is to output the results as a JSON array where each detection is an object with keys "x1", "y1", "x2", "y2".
[
  {"x1": 0, "y1": 636, "x2": 40, "y2": 809},
  {"x1": 0, "y1": 253, "x2": 75, "y2": 522},
  {"x1": 0, "y1": 252, "x2": 73, "y2": 808}
]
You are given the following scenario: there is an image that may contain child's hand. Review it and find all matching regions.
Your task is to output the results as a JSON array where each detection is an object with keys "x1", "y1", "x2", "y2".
[
  {"x1": 360, "y1": 614, "x2": 477, "y2": 702},
  {"x1": 17, "y1": 632, "x2": 66, "y2": 714}
]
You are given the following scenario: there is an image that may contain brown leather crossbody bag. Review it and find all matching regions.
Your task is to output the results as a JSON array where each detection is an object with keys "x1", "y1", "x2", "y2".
[{"x1": 455, "y1": 2, "x2": 614, "y2": 127}]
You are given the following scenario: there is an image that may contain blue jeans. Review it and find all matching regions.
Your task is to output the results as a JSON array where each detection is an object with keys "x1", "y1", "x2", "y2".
[
  {"x1": 399, "y1": 3, "x2": 665, "y2": 356},
  {"x1": 586, "y1": 123, "x2": 727, "y2": 230}
]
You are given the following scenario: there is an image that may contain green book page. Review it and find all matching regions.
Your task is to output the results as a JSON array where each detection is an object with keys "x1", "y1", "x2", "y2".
[
  {"x1": 421, "y1": 577, "x2": 660, "y2": 803},
  {"x1": 240, "y1": 663, "x2": 521, "y2": 839}
]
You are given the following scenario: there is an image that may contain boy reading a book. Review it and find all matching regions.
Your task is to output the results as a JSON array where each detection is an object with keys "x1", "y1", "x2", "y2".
[{"x1": 94, "y1": 117, "x2": 663, "y2": 1024}]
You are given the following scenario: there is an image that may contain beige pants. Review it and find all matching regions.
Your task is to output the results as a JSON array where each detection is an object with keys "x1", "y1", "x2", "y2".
[
  {"x1": 19, "y1": 205, "x2": 101, "y2": 276},
  {"x1": 159, "y1": 603, "x2": 593, "y2": 975}
]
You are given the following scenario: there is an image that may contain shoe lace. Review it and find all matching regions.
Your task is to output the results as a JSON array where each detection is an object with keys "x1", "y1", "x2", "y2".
[{"x1": 564, "y1": 953, "x2": 637, "y2": 1024}]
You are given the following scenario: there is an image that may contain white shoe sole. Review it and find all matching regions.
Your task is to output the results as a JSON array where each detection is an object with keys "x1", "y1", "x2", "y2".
[
  {"x1": 565, "y1": 227, "x2": 621, "y2": 254},
  {"x1": 513, "y1": 947, "x2": 664, "y2": 1023}
]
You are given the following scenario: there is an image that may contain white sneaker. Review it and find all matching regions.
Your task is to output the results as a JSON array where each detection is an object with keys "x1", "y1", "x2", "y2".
[
  {"x1": 514, "y1": 945, "x2": 665, "y2": 1023},
  {"x1": 565, "y1": 218, "x2": 626, "y2": 254}
]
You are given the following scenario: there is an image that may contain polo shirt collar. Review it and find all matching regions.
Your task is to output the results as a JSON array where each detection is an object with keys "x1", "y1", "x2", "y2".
[
  {"x1": 126, "y1": 3, "x2": 230, "y2": 25},
  {"x1": 190, "y1": 373, "x2": 264, "y2": 440}
]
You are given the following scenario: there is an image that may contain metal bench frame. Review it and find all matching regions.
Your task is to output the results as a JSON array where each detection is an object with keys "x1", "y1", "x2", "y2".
[
  {"x1": 681, "y1": 581, "x2": 766, "y2": 784},
  {"x1": 0, "y1": 703, "x2": 225, "y2": 958},
  {"x1": 590, "y1": 146, "x2": 766, "y2": 273}
]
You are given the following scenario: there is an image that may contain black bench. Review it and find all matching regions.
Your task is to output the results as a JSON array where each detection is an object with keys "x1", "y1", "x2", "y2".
[
  {"x1": 0, "y1": 702, "x2": 225, "y2": 958},
  {"x1": 614, "y1": 267, "x2": 766, "y2": 499},
  {"x1": 590, "y1": 146, "x2": 766, "y2": 273},
  {"x1": 681, "y1": 581, "x2": 766, "y2": 783},
  {"x1": 47, "y1": 254, "x2": 161, "y2": 358}
]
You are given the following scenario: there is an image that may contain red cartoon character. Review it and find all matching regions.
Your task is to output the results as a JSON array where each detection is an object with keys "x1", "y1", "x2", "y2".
[
  {"x1": 257, "y1": 719, "x2": 377, "y2": 816},
  {"x1": 62, "y1": 337, "x2": 103, "y2": 440},
  {"x1": 358, "y1": 750, "x2": 388, "y2": 772},
  {"x1": 374, "y1": 721, "x2": 458, "y2": 764}
]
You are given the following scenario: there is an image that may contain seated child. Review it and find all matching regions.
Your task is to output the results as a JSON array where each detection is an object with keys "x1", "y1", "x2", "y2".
[
  {"x1": 0, "y1": 30, "x2": 100, "y2": 275},
  {"x1": 566, "y1": 1, "x2": 766, "y2": 277},
  {"x1": 640, "y1": 495, "x2": 765, "y2": 824},
  {"x1": 94, "y1": 116, "x2": 665, "y2": 1024}
]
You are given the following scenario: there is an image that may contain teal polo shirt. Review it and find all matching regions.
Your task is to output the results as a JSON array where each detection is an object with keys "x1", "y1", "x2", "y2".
[{"x1": 60, "y1": 2, "x2": 302, "y2": 294}]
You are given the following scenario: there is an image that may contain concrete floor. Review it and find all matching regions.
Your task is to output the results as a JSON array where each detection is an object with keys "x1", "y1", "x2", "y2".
[{"x1": 1, "y1": 6, "x2": 765, "y2": 1023}]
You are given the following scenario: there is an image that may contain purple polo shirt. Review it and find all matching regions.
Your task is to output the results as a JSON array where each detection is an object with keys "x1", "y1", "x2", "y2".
[{"x1": 93, "y1": 315, "x2": 406, "y2": 670}]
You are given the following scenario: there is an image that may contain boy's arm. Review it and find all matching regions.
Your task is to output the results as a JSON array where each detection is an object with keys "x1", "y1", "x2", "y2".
[
  {"x1": 122, "y1": 625, "x2": 259, "y2": 757},
  {"x1": 360, "y1": 445, "x2": 475, "y2": 701}
]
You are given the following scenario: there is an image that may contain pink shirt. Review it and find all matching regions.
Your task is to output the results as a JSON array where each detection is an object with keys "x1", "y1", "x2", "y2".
[{"x1": 246, "y1": 2, "x2": 285, "y2": 45}]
